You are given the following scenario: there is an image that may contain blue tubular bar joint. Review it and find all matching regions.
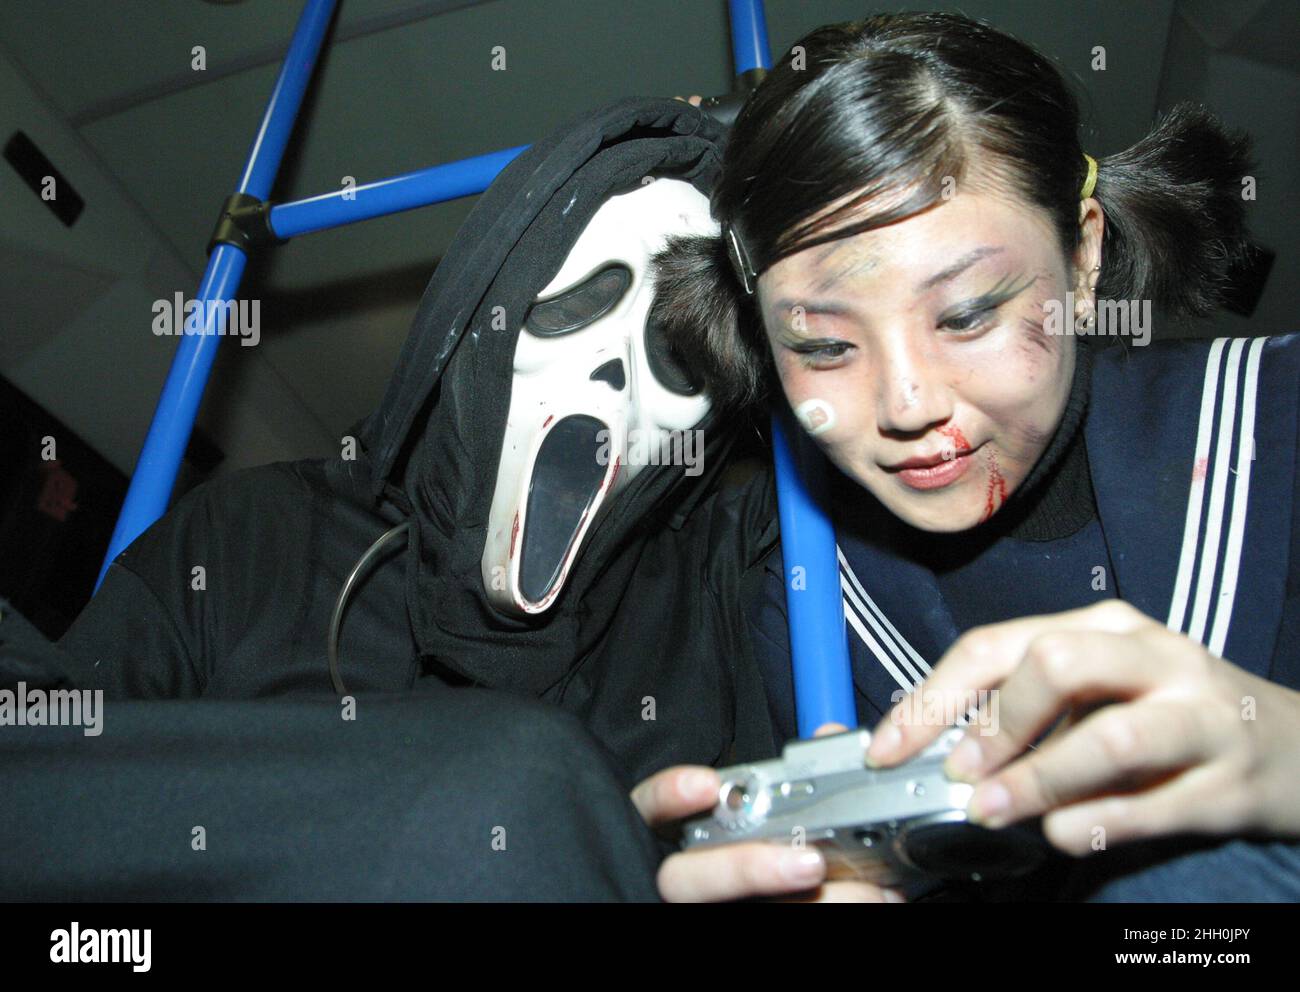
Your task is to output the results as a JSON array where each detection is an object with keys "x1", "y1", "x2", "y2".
[{"x1": 96, "y1": 0, "x2": 339, "y2": 590}]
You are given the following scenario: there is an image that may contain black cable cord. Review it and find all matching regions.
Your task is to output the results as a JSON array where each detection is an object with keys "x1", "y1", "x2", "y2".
[{"x1": 327, "y1": 520, "x2": 410, "y2": 696}]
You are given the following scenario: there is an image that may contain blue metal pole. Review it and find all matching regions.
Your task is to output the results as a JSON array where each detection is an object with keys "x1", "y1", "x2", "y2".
[
  {"x1": 772, "y1": 411, "x2": 858, "y2": 738},
  {"x1": 96, "y1": 0, "x2": 338, "y2": 589},
  {"x1": 269, "y1": 145, "x2": 528, "y2": 238},
  {"x1": 728, "y1": 0, "x2": 856, "y2": 734},
  {"x1": 728, "y1": 0, "x2": 771, "y2": 74}
]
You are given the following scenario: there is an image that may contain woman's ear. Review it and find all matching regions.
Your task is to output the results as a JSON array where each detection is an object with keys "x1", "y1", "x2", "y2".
[{"x1": 1072, "y1": 198, "x2": 1105, "y2": 299}]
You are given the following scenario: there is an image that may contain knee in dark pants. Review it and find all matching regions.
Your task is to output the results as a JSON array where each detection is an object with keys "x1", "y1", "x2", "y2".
[
  {"x1": 1063, "y1": 835, "x2": 1300, "y2": 903},
  {"x1": 370, "y1": 689, "x2": 663, "y2": 901}
]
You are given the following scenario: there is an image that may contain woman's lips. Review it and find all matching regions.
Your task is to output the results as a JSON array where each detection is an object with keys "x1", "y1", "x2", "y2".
[{"x1": 887, "y1": 448, "x2": 976, "y2": 491}]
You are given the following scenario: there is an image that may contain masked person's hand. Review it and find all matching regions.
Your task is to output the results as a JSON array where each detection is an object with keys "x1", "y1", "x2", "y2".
[{"x1": 630, "y1": 723, "x2": 907, "y2": 903}]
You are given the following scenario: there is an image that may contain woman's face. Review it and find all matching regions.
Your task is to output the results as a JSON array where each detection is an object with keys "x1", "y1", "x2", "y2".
[{"x1": 757, "y1": 188, "x2": 1094, "y2": 533}]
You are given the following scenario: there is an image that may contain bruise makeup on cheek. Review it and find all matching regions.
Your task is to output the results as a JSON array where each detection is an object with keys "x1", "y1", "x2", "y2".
[
  {"x1": 1019, "y1": 312, "x2": 1053, "y2": 357},
  {"x1": 1014, "y1": 274, "x2": 1068, "y2": 358}
]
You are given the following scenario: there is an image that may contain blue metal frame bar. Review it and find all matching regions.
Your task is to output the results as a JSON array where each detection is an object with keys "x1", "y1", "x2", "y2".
[
  {"x1": 269, "y1": 145, "x2": 528, "y2": 239},
  {"x1": 97, "y1": 0, "x2": 339, "y2": 586},
  {"x1": 772, "y1": 410, "x2": 858, "y2": 736},
  {"x1": 98, "y1": 0, "x2": 854, "y2": 737},
  {"x1": 98, "y1": 0, "x2": 532, "y2": 587},
  {"x1": 728, "y1": 0, "x2": 771, "y2": 74}
]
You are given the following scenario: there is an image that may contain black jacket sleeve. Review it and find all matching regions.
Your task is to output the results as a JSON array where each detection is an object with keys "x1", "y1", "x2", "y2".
[{"x1": 57, "y1": 559, "x2": 201, "y2": 698}]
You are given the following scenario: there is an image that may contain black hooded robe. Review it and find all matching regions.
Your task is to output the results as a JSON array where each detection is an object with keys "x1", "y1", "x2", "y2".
[
  {"x1": 2, "y1": 98, "x2": 782, "y2": 901},
  {"x1": 51, "y1": 97, "x2": 782, "y2": 780}
]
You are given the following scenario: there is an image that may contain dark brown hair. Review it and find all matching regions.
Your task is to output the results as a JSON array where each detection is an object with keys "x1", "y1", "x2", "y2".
[{"x1": 650, "y1": 11, "x2": 1256, "y2": 410}]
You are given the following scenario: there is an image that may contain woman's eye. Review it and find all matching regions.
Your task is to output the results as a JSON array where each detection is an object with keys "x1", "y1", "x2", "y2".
[
  {"x1": 940, "y1": 307, "x2": 996, "y2": 333},
  {"x1": 795, "y1": 342, "x2": 852, "y2": 367}
]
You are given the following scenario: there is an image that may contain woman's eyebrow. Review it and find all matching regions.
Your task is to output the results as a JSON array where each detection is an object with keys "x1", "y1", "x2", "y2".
[
  {"x1": 916, "y1": 245, "x2": 1006, "y2": 292},
  {"x1": 768, "y1": 244, "x2": 1010, "y2": 322}
]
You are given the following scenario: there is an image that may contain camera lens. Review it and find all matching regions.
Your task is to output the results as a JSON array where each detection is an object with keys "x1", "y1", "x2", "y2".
[
  {"x1": 902, "y1": 821, "x2": 1047, "y2": 880},
  {"x1": 717, "y1": 775, "x2": 769, "y2": 830},
  {"x1": 723, "y1": 780, "x2": 752, "y2": 811}
]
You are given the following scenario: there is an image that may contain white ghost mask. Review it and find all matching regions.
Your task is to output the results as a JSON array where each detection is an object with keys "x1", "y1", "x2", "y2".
[{"x1": 482, "y1": 178, "x2": 718, "y2": 616}]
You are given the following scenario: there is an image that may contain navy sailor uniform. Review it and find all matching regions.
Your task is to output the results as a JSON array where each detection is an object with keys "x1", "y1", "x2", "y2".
[{"x1": 750, "y1": 334, "x2": 1300, "y2": 737}]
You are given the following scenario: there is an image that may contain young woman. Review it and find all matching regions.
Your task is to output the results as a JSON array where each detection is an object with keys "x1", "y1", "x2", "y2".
[{"x1": 634, "y1": 12, "x2": 1300, "y2": 902}]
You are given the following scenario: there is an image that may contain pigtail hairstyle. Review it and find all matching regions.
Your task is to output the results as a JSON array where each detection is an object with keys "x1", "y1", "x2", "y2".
[{"x1": 1090, "y1": 102, "x2": 1255, "y2": 319}]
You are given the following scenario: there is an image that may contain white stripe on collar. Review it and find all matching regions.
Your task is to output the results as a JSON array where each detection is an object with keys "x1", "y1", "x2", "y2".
[{"x1": 1168, "y1": 336, "x2": 1266, "y2": 657}]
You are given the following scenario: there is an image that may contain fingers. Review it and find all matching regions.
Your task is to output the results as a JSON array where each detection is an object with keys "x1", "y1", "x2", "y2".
[
  {"x1": 672, "y1": 94, "x2": 704, "y2": 106},
  {"x1": 966, "y1": 699, "x2": 1219, "y2": 833},
  {"x1": 633, "y1": 767, "x2": 824, "y2": 902},
  {"x1": 636, "y1": 758, "x2": 905, "y2": 902},
  {"x1": 867, "y1": 601, "x2": 1152, "y2": 767},
  {"x1": 1042, "y1": 758, "x2": 1251, "y2": 856},
  {"x1": 944, "y1": 630, "x2": 1179, "y2": 782},
  {"x1": 657, "y1": 842, "x2": 826, "y2": 902},
  {"x1": 630, "y1": 765, "x2": 719, "y2": 828},
  {"x1": 814, "y1": 722, "x2": 851, "y2": 738}
]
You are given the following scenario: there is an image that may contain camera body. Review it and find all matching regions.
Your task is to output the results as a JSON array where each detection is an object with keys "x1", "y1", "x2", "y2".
[{"x1": 681, "y1": 726, "x2": 1051, "y2": 896}]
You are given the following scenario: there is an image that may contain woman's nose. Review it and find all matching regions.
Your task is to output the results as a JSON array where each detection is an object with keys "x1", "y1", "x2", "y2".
[{"x1": 874, "y1": 344, "x2": 951, "y2": 434}]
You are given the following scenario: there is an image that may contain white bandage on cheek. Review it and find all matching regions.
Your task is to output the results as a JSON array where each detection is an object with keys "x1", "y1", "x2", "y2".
[{"x1": 794, "y1": 398, "x2": 836, "y2": 436}]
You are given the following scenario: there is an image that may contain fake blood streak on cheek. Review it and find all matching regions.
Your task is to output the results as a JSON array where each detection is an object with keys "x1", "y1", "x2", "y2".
[{"x1": 982, "y1": 449, "x2": 1008, "y2": 522}]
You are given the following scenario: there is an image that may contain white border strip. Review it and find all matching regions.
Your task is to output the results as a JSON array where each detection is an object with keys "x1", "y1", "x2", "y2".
[
  {"x1": 840, "y1": 576, "x2": 927, "y2": 685},
  {"x1": 1208, "y1": 336, "x2": 1267, "y2": 657},
  {"x1": 842, "y1": 589, "x2": 921, "y2": 693},
  {"x1": 1167, "y1": 337, "x2": 1227, "y2": 633},
  {"x1": 838, "y1": 547, "x2": 932, "y2": 678},
  {"x1": 1188, "y1": 337, "x2": 1247, "y2": 643}
]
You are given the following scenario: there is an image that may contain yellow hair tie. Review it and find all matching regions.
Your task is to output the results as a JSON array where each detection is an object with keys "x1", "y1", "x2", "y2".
[{"x1": 1080, "y1": 153, "x2": 1098, "y2": 199}]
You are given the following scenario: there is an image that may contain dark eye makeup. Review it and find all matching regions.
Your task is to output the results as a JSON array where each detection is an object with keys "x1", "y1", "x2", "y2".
[
  {"x1": 776, "y1": 271, "x2": 1041, "y2": 369},
  {"x1": 936, "y1": 272, "x2": 1038, "y2": 335}
]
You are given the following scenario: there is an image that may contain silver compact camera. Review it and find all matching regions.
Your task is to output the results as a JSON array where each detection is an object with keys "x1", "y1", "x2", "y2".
[{"x1": 681, "y1": 726, "x2": 1051, "y2": 896}]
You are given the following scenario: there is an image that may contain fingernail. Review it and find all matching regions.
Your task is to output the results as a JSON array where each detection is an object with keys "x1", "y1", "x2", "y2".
[
  {"x1": 679, "y1": 770, "x2": 717, "y2": 800},
  {"x1": 866, "y1": 724, "x2": 901, "y2": 767},
  {"x1": 779, "y1": 849, "x2": 825, "y2": 885},
  {"x1": 944, "y1": 737, "x2": 982, "y2": 781},
  {"x1": 969, "y1": 782, "x2": 1011, "y2": 827}
]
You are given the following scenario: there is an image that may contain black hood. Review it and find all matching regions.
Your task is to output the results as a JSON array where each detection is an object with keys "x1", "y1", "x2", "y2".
[{"x1": 351, "y1": 97, "x2": 738, "y2": 695}]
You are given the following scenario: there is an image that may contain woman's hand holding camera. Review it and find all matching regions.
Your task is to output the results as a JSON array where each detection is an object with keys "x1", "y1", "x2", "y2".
[{"x1": 630, "y1": 723, "x2": 906, "y2": 903}]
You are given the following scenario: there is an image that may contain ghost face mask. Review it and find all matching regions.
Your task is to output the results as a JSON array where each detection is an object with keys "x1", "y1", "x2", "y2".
[{"x1": 482, "y1": 178, "x2": 718, "y2": 616}]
